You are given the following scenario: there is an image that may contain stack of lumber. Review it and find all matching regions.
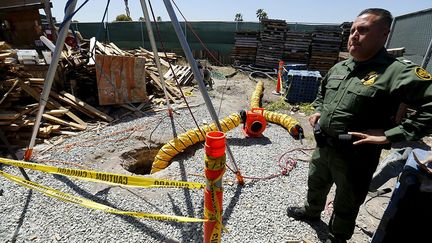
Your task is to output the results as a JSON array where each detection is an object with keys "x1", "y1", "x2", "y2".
[
  {"x1": 0, "y1": 63, "x2": 113, "y2": 147},
  {"x1": 231, "y1": 31, "x2": 259, "y2": 65},
  {"x1": 133, "y1": 47, "x2": 178, "y2": 68},
  {"x1": 255, "y1": 19, "x2": 287, "y2": 68},
  {"x1": 0, "y1": 39, "x2": 192, "y2": 147},
  {"x1": 144, "y1": 68, "x2": 182, "y2": 103},
  {"x1": 283, "y1": 31, "x2": 311, "y2": 64},
  {"x1": 340, "y1": 22, "x2": 352, "y2": 52},
  {"x1": 309, "y1": 29, "x2": 342, "y2": 75}
]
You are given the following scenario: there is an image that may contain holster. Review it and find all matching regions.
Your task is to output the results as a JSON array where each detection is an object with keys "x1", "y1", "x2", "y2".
[{"x1": 313, "y1": 123, "x2": 326, "y2": 147}]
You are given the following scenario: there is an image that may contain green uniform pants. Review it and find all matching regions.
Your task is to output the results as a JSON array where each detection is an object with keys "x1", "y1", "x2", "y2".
[{"x1": 305, "y1": 144, "x2": 381, "y2": 240}]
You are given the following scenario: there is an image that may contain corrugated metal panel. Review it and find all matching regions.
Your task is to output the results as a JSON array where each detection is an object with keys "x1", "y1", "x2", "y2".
[{"x1": 387, "y1": 8, "x2": 432, "y2": 72}]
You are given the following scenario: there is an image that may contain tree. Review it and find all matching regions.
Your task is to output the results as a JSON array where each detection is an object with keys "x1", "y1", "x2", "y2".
[
  {"x1": 235, "y1": 13, "x2": 243, "y2": 31},
  {"x1": 234, "y1": 13, "x2": 243, "y2": 22},
  {"x1": 157, "y1": 16, "x2": 162, "y2": 22},
  {"x1": 115, "y1": 14, "x2": 132, "y2": 22},
  {"x1": 256, "y1": 9, "x2": 268, "y2": 22},
  {"x1": 138, "y1": 17, "x2": 144, "y2": 21}
]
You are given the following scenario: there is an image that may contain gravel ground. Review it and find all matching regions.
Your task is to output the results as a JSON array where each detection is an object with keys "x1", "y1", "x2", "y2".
[{"x1": 0, "y1": 70, "x2": 376, "y2": 242}]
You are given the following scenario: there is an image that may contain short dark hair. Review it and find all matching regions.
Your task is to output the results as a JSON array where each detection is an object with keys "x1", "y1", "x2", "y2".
[{"x1": 358, "y1": 8, "x2": 393, "y2": 28}]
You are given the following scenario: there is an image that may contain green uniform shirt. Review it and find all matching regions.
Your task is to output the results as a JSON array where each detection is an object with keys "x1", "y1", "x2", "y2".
[{"x1": 313, "y1": 48, "x2": 432, "y2": 142}]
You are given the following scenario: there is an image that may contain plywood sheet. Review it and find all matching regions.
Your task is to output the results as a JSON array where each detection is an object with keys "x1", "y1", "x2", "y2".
[{"x1": 95, "y1": 55, "x2": 147, "y2": 105}]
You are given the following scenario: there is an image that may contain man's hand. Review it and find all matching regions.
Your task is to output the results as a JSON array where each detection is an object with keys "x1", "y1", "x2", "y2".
[
  {"x1": 349, "y1": 129, "x2": 390, "y2": 145},
  {"x1": 308, "y1": 112, "x2": 321, "y2": 127}
]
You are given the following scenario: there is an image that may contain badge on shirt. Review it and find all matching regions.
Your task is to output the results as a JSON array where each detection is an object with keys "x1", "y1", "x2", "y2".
[
  {"x1": 415, "y1": 67, "x2": 432, "y2": 81},
  {"x1": 361, "y1": 71, "x2": 378, "y2": 86}
]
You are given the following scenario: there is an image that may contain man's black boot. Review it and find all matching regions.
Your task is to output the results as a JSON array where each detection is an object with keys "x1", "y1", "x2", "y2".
[{"x1": 286, "y1": 206, "x2": 320, "y2": 221}]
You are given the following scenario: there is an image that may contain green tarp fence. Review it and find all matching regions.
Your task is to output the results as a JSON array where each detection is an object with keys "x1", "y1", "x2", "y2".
[{"x1": 69, "y1": 21, "x2": 339, "y2": 64}]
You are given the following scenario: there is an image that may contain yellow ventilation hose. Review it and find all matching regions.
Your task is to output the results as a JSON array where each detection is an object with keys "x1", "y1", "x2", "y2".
[
  {"x1": 151, "y1": 113, "x2": 242, "y2": 173},
  {"x1": 250, "y1": 81, "x2": 264, "y2": 109},
  {"x1": 251, "y1": 81, "x2": 303, "y2": 138}
]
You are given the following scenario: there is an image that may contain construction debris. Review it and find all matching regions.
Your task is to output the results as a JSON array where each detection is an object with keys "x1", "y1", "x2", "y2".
[{"x1": 0, "y1": 39, "x2": 195, "y2": 147}]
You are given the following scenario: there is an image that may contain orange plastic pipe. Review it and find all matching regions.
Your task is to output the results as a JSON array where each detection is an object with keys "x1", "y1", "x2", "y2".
[{"x1": 204, "y1": 131, "x2": 226, "y2": 243}]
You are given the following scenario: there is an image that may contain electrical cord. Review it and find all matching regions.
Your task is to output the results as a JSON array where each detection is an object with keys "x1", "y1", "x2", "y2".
[
  {"x1": 241, "y1": 148, "x2": 313, "y2": 181},
  {"x1": 363, "y1": 188, "x2": 392, "y2": 220}
]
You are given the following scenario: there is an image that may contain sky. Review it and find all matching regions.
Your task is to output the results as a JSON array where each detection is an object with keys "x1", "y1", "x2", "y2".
[{"x1": 49, "y1": 0, "x2": 432, "y2": 24}]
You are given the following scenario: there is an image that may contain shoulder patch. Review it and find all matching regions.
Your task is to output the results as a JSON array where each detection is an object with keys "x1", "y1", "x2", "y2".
[{"x1": 414, "y1": 67, "x2": 432, "y2": 81}]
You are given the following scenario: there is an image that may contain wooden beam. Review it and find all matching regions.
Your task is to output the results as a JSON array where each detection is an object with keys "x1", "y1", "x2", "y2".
[
  {"x1": 139, "y1": 47, "x2": 170, "y2": 68},
  {"x1": 17, "y1": 80, "x2": 87, "y2": 128},
  {"x1": 61, "y1": 91, "x2": 113, "y2": 122},
  {"x1": 42, "y1": 114, "x2": 86, "y2": 130}
]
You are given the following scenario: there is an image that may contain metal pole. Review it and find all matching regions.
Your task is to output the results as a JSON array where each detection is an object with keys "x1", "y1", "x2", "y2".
[
  {"x1": 24, "y1": 0, "x2": 78, "y2": 160},
  {"x1": 139, "y1": 0, "x2": 176, "y2": 137},
  {"x1": 163, "y1": 0, "x2": 220, "y2": 129},
  {"x1": 163, "y1": 0, "x2": 243, "y2": 184},
  {"x1": 421, "y1": 37, "x2": 432, "y2": 69}
]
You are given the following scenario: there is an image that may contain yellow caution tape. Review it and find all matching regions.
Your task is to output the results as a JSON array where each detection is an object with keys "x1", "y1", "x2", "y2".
[
  {"x1": 0, "y1": 157, "x2": 204, "y2": 190},
  {"x1": 0, "y1": 170, "x2": 207, "y2": 223}
]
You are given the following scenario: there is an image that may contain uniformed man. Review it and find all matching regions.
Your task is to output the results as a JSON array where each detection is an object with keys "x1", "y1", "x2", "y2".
[
  {"x1": 287, "y1": 8, "x2": 432, "y2": 243},
  {"x1": 197, "y1": 60, "x2": 213, "y2": 90}
]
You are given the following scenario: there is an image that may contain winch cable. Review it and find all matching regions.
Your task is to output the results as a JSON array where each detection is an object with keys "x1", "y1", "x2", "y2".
[
  {"x1": 217, "y1": 75, "x2": 231, "y2": 117},
  {"x1": 171, "y1": 0, "x2": 224, "y2": 67},
  {"x1": 140, "y1": 0, "x2": 177, "y2": 139},
  {"x1": 150, "y1": 0, "x2": 238, "y2": 176},
  {"x1": 160, "y1": 0, "x2": 244, "y2": 183},
  {"x1": 147, "y1": 0, "x2": 204, "y2": 138},
  {"x1": 217, "y1": 71, "x2": 238, "y2": 117}
]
